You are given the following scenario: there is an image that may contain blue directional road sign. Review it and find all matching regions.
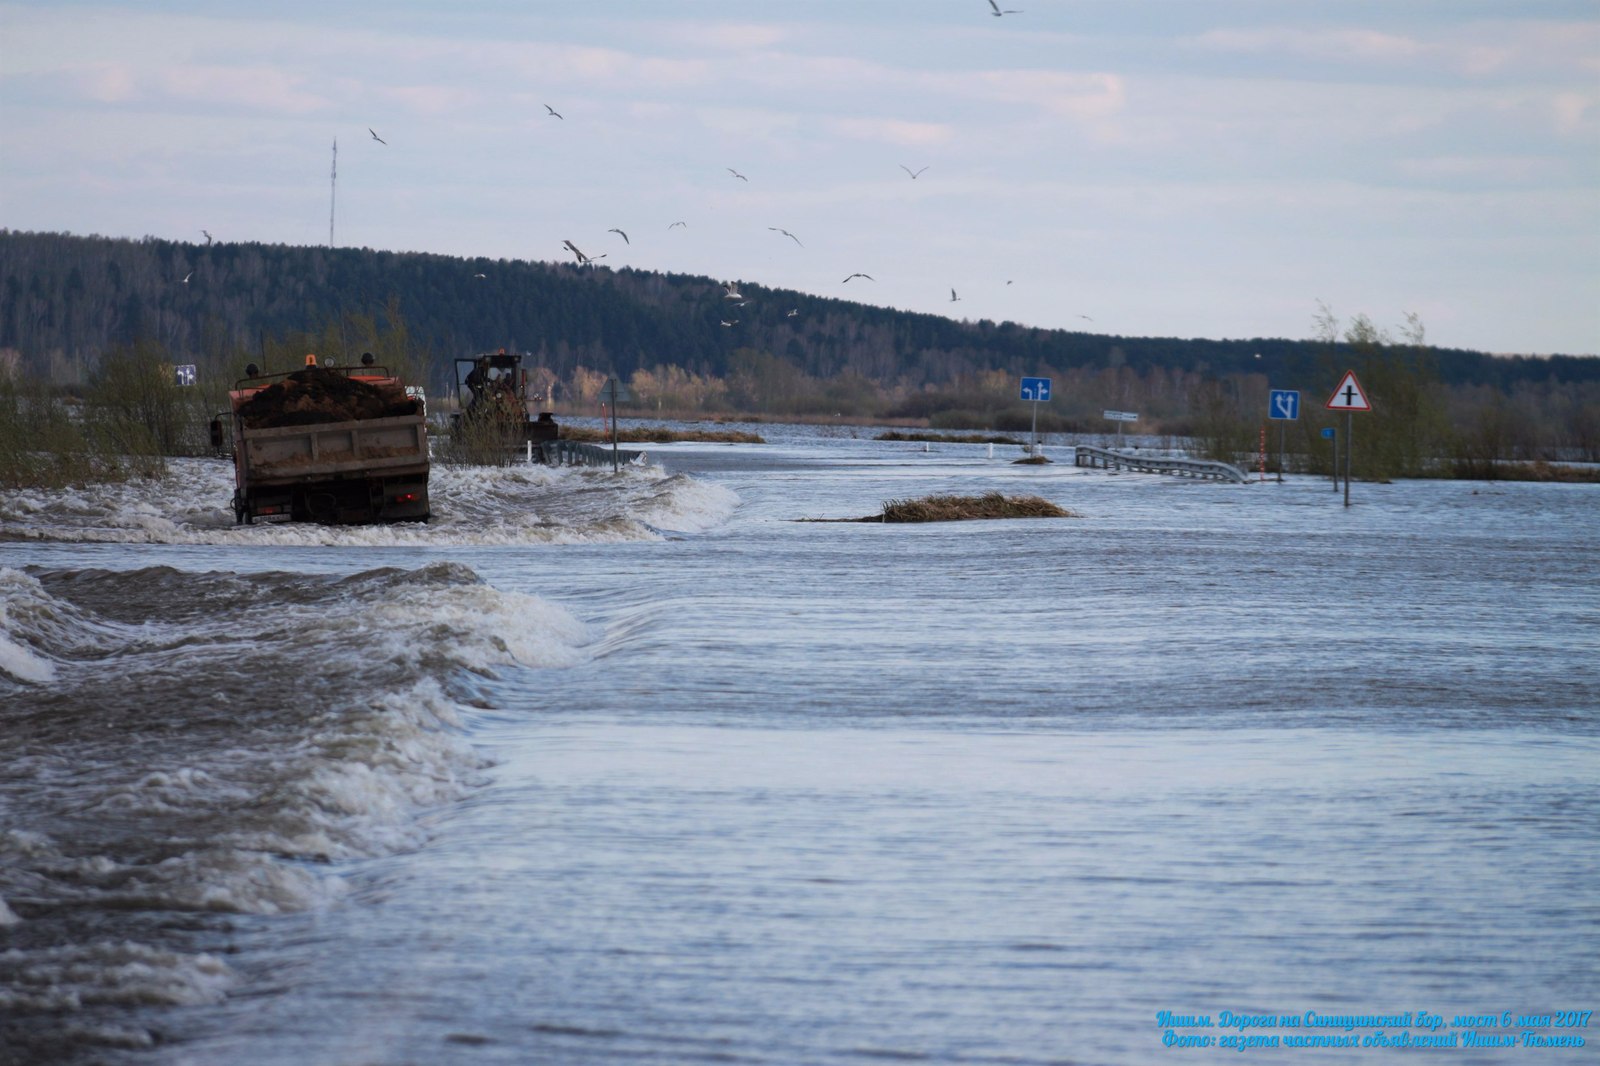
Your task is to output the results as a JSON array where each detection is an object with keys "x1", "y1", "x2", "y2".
[
  {"x1": 1020, "y1": 376, "x2": 1052, "y2": 402},
  {"x1": 174, "y1": 364, "x2": 197, "y2": 387},
  {"x1": 1268, "y1": 389, "x2": 1300, "y2": 420}
]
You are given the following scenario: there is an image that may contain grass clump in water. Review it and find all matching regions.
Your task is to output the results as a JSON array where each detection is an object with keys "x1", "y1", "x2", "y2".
[{"x1": 810, "y1": 491, "x2": 1077, "y2": 523}]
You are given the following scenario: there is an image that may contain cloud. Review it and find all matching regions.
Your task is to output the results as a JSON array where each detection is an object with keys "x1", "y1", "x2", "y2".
[
  {"x1": 970, "y1": 71, "x2": 1127, "y2": 122},
  {"x1": 1191, "y1": 19, "x2": 1600, "y2": 80},
  {"x1": 825, "y1": 117, "x2": 954, "y2": 148},
  {"x1": 1195, "y1": 27, "x2": 1421, "y2": 65},
  {"x1": 669, "y1": 22, "x2": 790, "y2": 51},
  {"x1": 157, "y1": 65, "x2": 328, "y2": 115},
  {"x1": 1394, "y1": 155, "x2": 1560, "y2": 184}
]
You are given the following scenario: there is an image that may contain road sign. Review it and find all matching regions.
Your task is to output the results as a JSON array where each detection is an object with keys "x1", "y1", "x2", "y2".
[
  {"x1": 1325, "y1": 371, "x2": 1371, "y2": 412},
  {"x1": 1102, "y1": 410, "x2": 1138, "y2": 422},
  {"x1": 1020, "y1": 376, "x2": 1051, "y2": 402},
  {"x1": 1268, "y1": 389, "x2": 1300, "y2": 420},
  {"x1": 1320, "y1": 427, "x2": 1335, "y2": 439},
  {"x1": 174, "y1": 364, "x2": 197, "y2": 386}
]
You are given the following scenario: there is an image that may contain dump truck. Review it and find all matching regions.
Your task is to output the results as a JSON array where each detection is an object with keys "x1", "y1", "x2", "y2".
[
  {"x1": 221, "y1": 356, "x2": 430, "y2": 525},
  {"x1": 451, "y1": 350, "x2": 559, "y2": 449}
]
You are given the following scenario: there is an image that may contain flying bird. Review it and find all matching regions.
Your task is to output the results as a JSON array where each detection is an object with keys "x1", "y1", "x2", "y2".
[
  {"x1": 950, "y1": 288, "x2": 960, "y2": 302},
  {"x1": 768, "y1": 227, "x2": 803, "y2": 247},
  {"x1": 720, "y1": 319, "x2": 738, "y2": 327},
  {"x1": 723, "y1": 282, "x2": 743, "y2": 299},
  {"x1": 368, "y1": 128, "x2": 386, "y2": 144},
  {"x1": 786, "y1": 309, "x2": 799, "y2": 317},
  {"x1": 988, "y1": 0, "x2": 1023, "y2": 14},
  {"x1": 562, "y1": 240, "x2": 605, "y2": 264},
  {"x1": 842, "y1": 273, "x2": 874, "y2": 283},
  {"x1": 201, "y1": 229, "x2": 213, "y2": 245},
  {"x1": 609, "y1": 228, "x2": 630, "y2": 244},
  {"x1": 669, "y1": 221, "x2": 687, "y2": 229},
  {"x1": 1078, "y1": 314, "x2": 1094, "y2": 321},
  {"x1": 900, "y1": 165, "x2": 929, "y2": 179},
  {"x1": 181, "y1": 270, "x2": 194, "y2": 284},
  {"x1": 544, "y1": 105, "x2": 563, "y2": 119},
  {"x1": 473, "y1": 273, "x2": 488, "y2": 278},
  {"x1": 727, "y1": 167, "x2": 747, "y2": 181}
]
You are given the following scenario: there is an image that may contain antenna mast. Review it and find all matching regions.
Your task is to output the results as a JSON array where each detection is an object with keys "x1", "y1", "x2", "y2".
[{"x1": 329, "y1": 138, "x2": 338, "y2": 248}]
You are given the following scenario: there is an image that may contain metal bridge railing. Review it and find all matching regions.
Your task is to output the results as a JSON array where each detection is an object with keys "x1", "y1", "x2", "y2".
[
  {"x1": 537, "y1": 439, "x2": 646, "y2": 468},
  {"x1": 1074, "y1": 445, "x2": 1248, "y2": 484}
]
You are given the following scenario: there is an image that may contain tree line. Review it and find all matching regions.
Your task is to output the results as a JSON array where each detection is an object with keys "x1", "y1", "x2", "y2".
[{"x1": 2, "y1": 228, "x2": 1597, "y2": 481}]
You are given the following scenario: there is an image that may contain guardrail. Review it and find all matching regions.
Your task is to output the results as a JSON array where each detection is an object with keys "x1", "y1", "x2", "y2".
[
  {"x1": 538, "y1": 439, "x2": 645, "y2": 468},
  {"x1": 1074, "y1": 445, "x2": 1248, "y2": 484}
]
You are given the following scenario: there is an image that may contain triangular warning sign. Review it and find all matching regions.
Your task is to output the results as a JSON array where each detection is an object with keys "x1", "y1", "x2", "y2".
[{"x1": 1325, "y1": 370, "x2": 1371, "y2": 412}]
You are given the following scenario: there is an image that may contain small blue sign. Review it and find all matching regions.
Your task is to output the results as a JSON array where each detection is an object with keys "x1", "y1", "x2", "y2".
[
  {"x1": 1320, "y1": 427, "x2": 1335, "y2": 440},
  {"x1": 174, "y1": 364, "x2": 197, "y2": 387},
  {"x1": 1020, "y1": 376, "x2": 1051, "y2": 402},
  {"x1": 1269, "y1": 389, "x2": 1300, "y2": 421}
]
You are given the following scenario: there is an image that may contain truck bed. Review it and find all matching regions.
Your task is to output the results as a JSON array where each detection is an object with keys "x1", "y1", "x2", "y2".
[{"x1": 242, "y1": 414, "x2": 429, "y2": 483}]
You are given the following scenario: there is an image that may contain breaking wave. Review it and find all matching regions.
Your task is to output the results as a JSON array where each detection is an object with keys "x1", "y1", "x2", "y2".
[
  {"x1": 0, "y1": 560, "x2": 591, "y2": 1056},
  {"x1": 0, "y1": 458, "x2": 741, "y2": 546}
]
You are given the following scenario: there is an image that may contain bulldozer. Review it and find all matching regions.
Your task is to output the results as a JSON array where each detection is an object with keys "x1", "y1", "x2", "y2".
[{"x1": 450, "y1": 350, "x2": 559, "y2": 448}]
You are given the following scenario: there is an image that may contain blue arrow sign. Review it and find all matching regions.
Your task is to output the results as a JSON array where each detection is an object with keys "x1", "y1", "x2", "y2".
[
  {"x1": 1268, "y1": 389, "x2": 1300, "y2": 420},
  {"x1": 174, "y1": 364, "x2": 197, "y2": 387},
  {"x1": 1320, "y1": 427, "x2": 1335, "y2": 440},
  {"x1": 1020, "y1": 376, "x2": 1051, "y2": 402}
]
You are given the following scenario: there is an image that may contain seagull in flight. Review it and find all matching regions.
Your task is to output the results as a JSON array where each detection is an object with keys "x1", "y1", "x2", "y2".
[
  {"x1": 727, "y1": 167, "x2": 747, "y2": 181},
  {"x1": 201, "y1": 229, "x2": 213, "y2": 245},
  {"x1": 900, "y1": 165, "x2": 929, "y2": 179},
  {"x1": 842, "y1": 273, "x2": 874, "y2": 283},
  {"x1": 368, "y1": 128, "x2": 386, "y2": 144},
  {"x1": 786, "y1": 309, "x2": 799, "y2": 317},
  {"x1": 181, "y1": 270, "x2": 194, "y2": 284},
  {"x1": 768, "y1": 227, "x2": 803, "y2": 247},
  {"x1": 669, "y1": 221, "x2": 687, "y2": 229},
  {"x1": 988, "y1": 0, "x2": 1023, "y2": 14},
  {"x1": 1078, "y1": 314, "x2": 1094, "y2": 321},
  {"x1": 723, "y1": 281, "x2": 743, "y2": 299},
  {"x1": 473, "y1": 273, "x2": 488, "y2": 278},
  {"x1": 609, "y1": 228, "x2": 630, "y2": 244},
  {"x1": 950, "y1": 288, "x2": 960, "y2": 302},
  {"x1": 562, "y1": 240, "x2": 605, "y2": 265},
  {"x1": 544, "y1": 105, "x2": 563, "y2": 119},
  {"x1": 720, "y1": 319, "x2": 738, "y2": 327}
]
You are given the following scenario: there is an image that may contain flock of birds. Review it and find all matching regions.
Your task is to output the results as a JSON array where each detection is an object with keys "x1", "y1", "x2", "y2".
[{"x1": 188, "y1": 3, "x2": 1070, "y2": 332}]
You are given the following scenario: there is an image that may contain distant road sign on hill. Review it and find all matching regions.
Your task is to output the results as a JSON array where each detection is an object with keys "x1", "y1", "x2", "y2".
[{"x1": 1020, "y1": 376, "x2": 1051, "y2": 402}]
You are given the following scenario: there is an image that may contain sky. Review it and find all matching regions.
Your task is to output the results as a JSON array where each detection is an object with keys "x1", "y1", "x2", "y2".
[{"x1": 2, "y1": 0, "x2": 1597, "y2": 356}]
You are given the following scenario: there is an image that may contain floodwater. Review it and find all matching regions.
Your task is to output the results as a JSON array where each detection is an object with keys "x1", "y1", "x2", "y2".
[{"x1": 2, "y1": 425, "x2": 1596, "y2": 1064}]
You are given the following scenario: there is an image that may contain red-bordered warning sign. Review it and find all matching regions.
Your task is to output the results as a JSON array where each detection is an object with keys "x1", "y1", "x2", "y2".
[{"x1": 1326, "y1": 370, "x2": 1371, "y2": 412}]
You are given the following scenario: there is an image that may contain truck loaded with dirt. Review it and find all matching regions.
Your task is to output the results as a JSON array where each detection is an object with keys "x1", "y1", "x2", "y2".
[{"x1": 222, "y1": 356, "x2": 430, "y2": 525}]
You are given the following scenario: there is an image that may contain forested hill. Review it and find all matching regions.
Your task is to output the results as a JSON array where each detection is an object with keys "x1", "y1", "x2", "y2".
[{"x1": 3, "y1": 229, "x2": 1595, "y2": 395}]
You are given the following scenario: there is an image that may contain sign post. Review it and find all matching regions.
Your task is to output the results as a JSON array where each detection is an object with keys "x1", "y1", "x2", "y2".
[
  {"x1": 1324, "y1": 371, "x2": 1371, "y2": 507},
  {"x1": 1102, "y1": 409, "x2": 1138, "y2": 446},
  {"x1": 1267, "y1": 389, "x2": 1299, "y2": 483},
  {"x1": 1020, "y1": 376, "x2": 1051, "y2": 456},
  {"x1": 605, "y1": 377, "x2": 633, "y2": 472},
  {"x1": 1320, "y1": 427, "x2": 1336, "y2": 490}
]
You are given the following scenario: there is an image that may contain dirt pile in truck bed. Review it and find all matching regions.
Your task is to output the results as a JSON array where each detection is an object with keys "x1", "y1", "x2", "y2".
[{"x1": 236, "y1": 368, "x2": 420, "y2": 429}]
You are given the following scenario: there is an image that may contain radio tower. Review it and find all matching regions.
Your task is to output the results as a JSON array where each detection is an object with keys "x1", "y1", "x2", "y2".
[{"x1": 329, "y1": 138, "x2": 338, "y2": 248}]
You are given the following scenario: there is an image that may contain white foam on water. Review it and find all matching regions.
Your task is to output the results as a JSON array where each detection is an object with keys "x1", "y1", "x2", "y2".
[
  {"x1": 0, "y1": 456, "x2": 741, "y2": 546},
  {"x1": 631, "y1": 472, "x2": 742, "y2": 533},
  {"x1": 0, "y1": 941, "x2": 233, "y2": 1012}
]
